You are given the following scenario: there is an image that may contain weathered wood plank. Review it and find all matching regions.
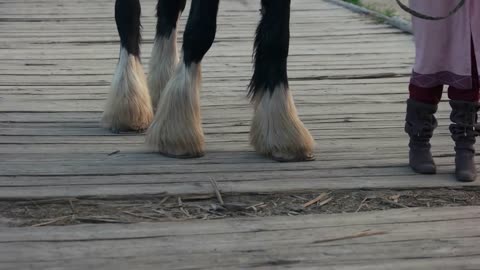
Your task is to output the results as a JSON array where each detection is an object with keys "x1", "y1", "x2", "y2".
[
  {"x1": 1, "y1": 0, "x2": 477, "y2": 201},
  {"x1": 1, "y1": 207, "x2": 479, "y2": 269}
]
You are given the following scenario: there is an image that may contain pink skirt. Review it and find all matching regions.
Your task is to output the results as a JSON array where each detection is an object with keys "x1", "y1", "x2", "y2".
[{"x1": 409, "y1": 0, "x2": 480, "y2": 90}]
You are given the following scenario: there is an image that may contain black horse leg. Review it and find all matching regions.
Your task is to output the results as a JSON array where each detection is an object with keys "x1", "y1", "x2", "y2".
[
  {"x1": 249, "y1": 0, "x2": 315, "y2": 162},
  {"x1": 146, "y1": 0, "x2": 220, "y2": 158}
]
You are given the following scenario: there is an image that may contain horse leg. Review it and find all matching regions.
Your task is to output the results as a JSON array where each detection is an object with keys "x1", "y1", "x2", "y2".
[
  {"x1": 102, "y1": 0, "x2": 153, "y2": 132},
  {"x1": 148, "y1": 0, "x2": 186, "y2": 110},
  {"x1": 146, "y1": 0, "x2": 219, "y2": 158},
  {"x1": 249, "y1": 0, "x2": 315, "y2": 162}
]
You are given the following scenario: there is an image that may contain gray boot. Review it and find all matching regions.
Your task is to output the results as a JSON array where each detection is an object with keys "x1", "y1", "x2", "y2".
[
  {"x1": 405, "y1": 99, "x2": 438, "y2": 174},
  {"x1": 449, "y1": 100, "x2": 480, "y2": 182}
]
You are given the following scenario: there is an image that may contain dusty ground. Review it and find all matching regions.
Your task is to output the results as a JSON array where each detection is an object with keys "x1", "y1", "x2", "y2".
[{"x1": 2, "y1": 188, "x2": 480, "y2": 227}]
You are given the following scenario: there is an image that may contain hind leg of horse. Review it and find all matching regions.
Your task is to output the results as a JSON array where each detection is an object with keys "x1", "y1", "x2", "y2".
[
  {"x1": 148, "y1": 0, "x2": 186, "y2": 110},
  {"x1": 146, "y1": 0, "x2": 219, "y2": 158},
  {"x1": 249, "y1": 0, "x2": 315, "y2": 162},
  {"x1": 102, "y1": 0, "x2": 153, "y2": 132}
]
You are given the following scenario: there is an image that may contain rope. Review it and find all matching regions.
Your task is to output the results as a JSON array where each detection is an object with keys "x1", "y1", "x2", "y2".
[{"x1": 396, "y1": 0, "x2": 466, "y2": 20}]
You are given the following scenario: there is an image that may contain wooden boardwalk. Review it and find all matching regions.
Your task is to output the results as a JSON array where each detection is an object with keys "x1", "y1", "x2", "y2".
[
  {"x1": 2, "y1": 207, "x2": 480, "y2": 269},
  {"x1": 1, "y1": 0, "x2": 480, "y2": 269},
  {"x1": 1, "y1": 0, "x2": 478, "y2": 200}
]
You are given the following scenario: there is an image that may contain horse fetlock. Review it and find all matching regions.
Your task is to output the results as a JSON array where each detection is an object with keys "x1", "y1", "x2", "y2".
[{"x1": 250, "y1": 86, "x2": 315, "y2": 162}]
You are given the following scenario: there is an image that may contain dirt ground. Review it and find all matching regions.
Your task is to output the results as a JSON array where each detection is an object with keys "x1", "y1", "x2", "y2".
[{"x1": 2, "y1": 187, "x2": 480, "y2": 227}]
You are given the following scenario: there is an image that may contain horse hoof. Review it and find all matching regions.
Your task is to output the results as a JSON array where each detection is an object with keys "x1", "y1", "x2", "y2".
[
  {"x1": 271, "y1": 152, "x2": 315, "y2": 162},
  {"x1": 110, "y1": 128, "x2": 121, "y2": 134},
  {"x1": 109, "y1": 127, "x2": 146, "y2": 134},
  {"x1": 158, "y1": 151, "x2": 205, "y2": 159}
]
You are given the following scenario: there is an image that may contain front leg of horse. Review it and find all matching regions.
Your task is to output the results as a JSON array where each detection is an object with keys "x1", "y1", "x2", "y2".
[
  {"x1": 146, "y1": 0, "x2": 219, "y2": 158},
  {"x1": 148, "y1": 0, "x2": 186, "y2": 111},
  {"x1": 249, "y1": 0, "x2": 315, "y2": 162},
  {"x1": 102, "y1": 0, "x2": 153, "y2": 132}
]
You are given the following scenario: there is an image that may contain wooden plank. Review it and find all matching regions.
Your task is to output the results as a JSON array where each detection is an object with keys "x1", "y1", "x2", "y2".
[
  {"x1": 1, "y1": 207, "x2": 480, "y2": 269},
  {"x1": 1, "y1": 0, "x2": 477, "y2": 201}
]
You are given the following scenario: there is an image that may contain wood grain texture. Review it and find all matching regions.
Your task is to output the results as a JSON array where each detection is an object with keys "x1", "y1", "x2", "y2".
[
  {"x1": 0, "y1": 0, "x2": 477, "y2": 200},
  {"x1": 1, "y1": 207, "x2": 480, "y2": 269}
]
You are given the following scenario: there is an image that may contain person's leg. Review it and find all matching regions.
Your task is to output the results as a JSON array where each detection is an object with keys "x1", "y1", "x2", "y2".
[
  {"x1": 405, "y1": 84, "x2": 443, "y2": 174},
  {"x1": 447, "y1": 39, "x2": 480, "y2": 182},
  {"x1": 409, "y1": 84, "x2": 443, "y2": 105}
]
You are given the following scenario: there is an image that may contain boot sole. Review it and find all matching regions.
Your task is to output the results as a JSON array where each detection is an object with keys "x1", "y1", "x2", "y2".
[
  {"x1": 410, "y1": 166, "x2": 436, "y2": 175},
  {"x1": 456, "y1": 171, "x2": 477, "y2": 182}
]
